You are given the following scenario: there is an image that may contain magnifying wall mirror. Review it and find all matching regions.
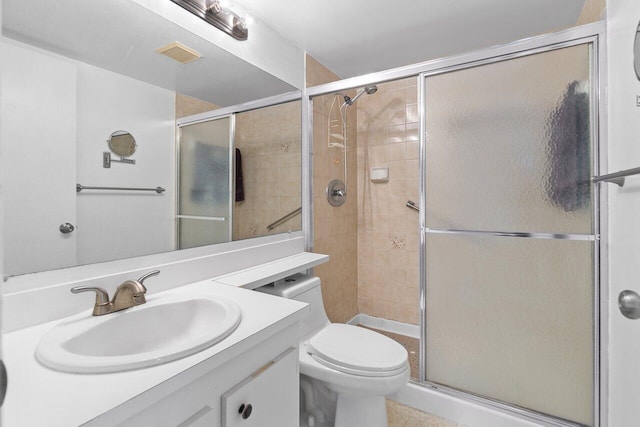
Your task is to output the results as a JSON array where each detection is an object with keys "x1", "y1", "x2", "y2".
[
  {"x1": 635, "y1": 21, "x2": 640, "y2": 80},
  {"x1": 104, "y1": 131, "x2": 137, "y2": 167},
  {"x1": 108, "y1": 131, "x2": 137, "y2": 157}
]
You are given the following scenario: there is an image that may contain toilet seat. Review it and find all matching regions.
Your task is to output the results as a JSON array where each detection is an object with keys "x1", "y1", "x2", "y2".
[{"x1": 306, "y1": 324, "x2": 408, "y2": 378}]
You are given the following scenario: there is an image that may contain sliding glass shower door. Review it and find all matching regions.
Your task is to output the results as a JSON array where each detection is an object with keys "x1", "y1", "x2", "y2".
[
  {"x1": 177, "y1": 116, "x2": 233, "y2": 249},
  {"x1": 423, "y1": 43, "x2": 597, "y2": 426}
]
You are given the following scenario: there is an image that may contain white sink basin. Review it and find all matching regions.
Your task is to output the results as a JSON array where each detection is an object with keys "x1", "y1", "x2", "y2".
[{"x1": 35, "y1": 295, "x2": 242, "y2": 373}]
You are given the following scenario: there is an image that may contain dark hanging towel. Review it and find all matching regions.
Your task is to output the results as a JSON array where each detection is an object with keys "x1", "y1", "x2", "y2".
[
  {"x1": 235, "y1": 148, "x2": 245, "y2": 202},
  {"x1": 545, "y1": 80, "x2": 590, "y2": 212}
]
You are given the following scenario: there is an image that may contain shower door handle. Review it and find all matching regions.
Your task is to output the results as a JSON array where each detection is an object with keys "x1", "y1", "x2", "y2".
[
  {"x1": 59, "y1": 222, "x2": 75, "y2": 234},
  {"x1": 619, "y1": 290, "x2": 640, "y2": 319}
]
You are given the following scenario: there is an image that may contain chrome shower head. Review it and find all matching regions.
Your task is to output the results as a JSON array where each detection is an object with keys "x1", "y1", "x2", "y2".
[
  {"x1": 364, "y1": 85, "x2": 378, "y2": 95},
  {"x1": 343, "y1": 85, "x2": 378, "y2": 106}
]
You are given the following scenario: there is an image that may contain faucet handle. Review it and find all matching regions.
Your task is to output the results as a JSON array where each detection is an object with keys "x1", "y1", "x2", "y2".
[
  {"x1": 71, "y1": 286, "x2": 110, "y2": 303},
  {"x1": 137, "y1": 270, "x2": 160, "y2": 286},
  {"x1": 70, "y1": 286, "x2": 112, "y2": 315},
  {"x1": 136, "y1": 270, "x2": 160, "y2": 292}
]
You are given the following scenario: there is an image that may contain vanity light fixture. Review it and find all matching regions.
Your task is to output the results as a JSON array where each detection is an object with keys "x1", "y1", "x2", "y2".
[{"x1": 170, "y1": 0, "x2": 249, "y2": 41}]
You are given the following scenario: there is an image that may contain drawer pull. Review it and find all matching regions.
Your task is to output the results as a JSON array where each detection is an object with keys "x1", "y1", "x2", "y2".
[{"x1": 238, "y1": 403, "x2": 253, "y2": 419}]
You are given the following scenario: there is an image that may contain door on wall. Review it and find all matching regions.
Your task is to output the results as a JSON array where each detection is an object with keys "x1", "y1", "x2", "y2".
[
  {"x1": 177, "y1": 116, "x2": 233, "y2": 249},
  {"x1": 0, "y1": 40, "x2": 78, "y2": 276},
  {"x1": 422, "y1": 41, "x2": 598, "y2": 426}
]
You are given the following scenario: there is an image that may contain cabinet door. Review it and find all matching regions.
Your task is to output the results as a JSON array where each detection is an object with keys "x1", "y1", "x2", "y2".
[{"x1": 221, "y1": 348, "x2": 297, "y2": 427}]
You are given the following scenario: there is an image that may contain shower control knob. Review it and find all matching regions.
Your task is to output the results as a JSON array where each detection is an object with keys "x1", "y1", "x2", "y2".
[
  {"x1": 59, "y1": 222, "x2": 75, "y2": 234},
  {"x1": 327, "y1": 179, "x2": 346, "y2": 207}
]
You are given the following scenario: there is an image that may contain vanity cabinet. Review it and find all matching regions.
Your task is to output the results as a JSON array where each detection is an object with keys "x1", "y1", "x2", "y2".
[
  {"x1": 87, "y1": 324, "x2": 299, "y2": 427},
  {"x1": 221, "y1": 348, "x2": 297, "y2": 427}
]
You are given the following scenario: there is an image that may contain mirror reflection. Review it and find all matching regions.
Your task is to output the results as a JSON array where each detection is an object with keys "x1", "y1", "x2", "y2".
[
  {"x1": 1, "y1": 1, "x2": 301, "y2": 278},
  {"x1": 177, "y1": 102, "x2": 302, "y2": 249},
  {"x1": 108, "y1": 131, "x2": 137, "y2": 158}
]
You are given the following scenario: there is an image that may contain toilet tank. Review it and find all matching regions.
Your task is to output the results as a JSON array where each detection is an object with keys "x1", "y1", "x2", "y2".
[{"x1": 256, "y1": 273, "x2": 330, "y2": 339}]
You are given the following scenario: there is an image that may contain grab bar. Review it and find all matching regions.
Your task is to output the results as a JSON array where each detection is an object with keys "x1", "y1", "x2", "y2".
[
  {"x1": 592, "y1": 167, "x2": 640, "y2": 187},
  {"x1": 406, "y1": 200, "x2": 419, "y2": 212},
  {"x1": 266, "y1": 207, "x2": 302, "y2": 231},
  {"x1": 77, "y1": 184, "x2": 166, "y2": 193}
]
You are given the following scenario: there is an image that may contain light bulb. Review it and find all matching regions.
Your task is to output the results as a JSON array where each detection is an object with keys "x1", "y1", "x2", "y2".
[{"x1": 207, "y1": 0, "x2": 222, "y2": 14}]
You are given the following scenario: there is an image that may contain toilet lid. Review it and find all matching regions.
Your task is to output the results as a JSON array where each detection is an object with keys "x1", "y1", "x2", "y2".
[{"x1": 307, "y1": 324, "x2": 408, "y2": 377}]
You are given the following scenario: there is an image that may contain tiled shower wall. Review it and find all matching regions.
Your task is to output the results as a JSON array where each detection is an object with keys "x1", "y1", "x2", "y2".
[
  {"x1": 356, "y1": 77, "x2": 420, "y2": 325},
  {"x1": 308, "y1": 54, "x2": 359, "y2": 323},
  {"x1": 233, "y1": 102, "x2": 302, "y2": 239},
  {"x1": 576, "y1": 0, "x2": 606, "y2": 25}
]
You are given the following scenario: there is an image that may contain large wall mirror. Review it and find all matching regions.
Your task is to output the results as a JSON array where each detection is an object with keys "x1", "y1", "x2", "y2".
[{"x1": 1, "y1": 0, "x2": 302, "y2": 277}]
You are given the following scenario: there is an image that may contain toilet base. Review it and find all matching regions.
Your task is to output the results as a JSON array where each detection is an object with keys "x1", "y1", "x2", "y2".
[{"x1": 335, "y1": 393, "x2": 388, "y2": 427}]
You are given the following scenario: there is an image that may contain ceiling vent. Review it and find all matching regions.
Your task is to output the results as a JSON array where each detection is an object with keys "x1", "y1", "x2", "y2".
[{"x1": 156, "y1": 42, "x2": 202, "y2": 64}]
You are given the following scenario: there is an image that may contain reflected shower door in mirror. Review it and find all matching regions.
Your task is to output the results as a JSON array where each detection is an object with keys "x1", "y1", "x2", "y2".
[
  {"x1": 178, "y1": 117, "x2": 233, "y2": 249},
  {"x1": 177, "y1": 100, "x2": 302, "y2": 249}
]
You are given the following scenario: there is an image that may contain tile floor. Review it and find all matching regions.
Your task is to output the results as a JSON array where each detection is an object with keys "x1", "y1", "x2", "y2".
[{"x1": 387, "y1": 400, "x2": 458, "y2": 427}]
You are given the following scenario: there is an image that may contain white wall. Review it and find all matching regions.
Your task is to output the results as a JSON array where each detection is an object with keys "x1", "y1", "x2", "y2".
[
  {"x1": 606, "y1": 1, "x2": 640, "y2": 426},
  {"x1": 75, "y1": 63, "x2": 175, "y2": 265}
]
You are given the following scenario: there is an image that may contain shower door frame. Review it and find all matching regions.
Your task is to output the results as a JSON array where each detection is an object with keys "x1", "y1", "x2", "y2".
[
  {"x1": 303, "y1": 21, "x2": 607, "y2": 427},
  {"x1": 175, "y1": 113, "x2": 235, "y2": 249}
]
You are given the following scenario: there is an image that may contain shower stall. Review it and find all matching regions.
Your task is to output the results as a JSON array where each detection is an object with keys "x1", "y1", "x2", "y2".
[
  {"x1": 306, "y1": 22, "x2": 605, "y2": 427},
  {"x1": 176, "y1": 96, "x2": 302, "y2": 250}
]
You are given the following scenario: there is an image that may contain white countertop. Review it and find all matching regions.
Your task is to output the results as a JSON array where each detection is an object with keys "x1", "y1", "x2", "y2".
[
  {"x1": 2, "y1": 280, "x2": 308, "y2": 426},
  {"x1": 213, "y1": 252, "x2": 329, "y2": 289}
]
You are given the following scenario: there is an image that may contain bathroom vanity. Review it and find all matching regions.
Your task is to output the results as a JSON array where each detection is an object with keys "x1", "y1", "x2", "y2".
[{"x1": 2, "y1": 275, "x2": 310, "y2": 426}]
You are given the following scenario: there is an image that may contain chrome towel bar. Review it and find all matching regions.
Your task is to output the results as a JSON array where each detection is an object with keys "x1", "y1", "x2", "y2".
[
  {"x1": 266, "y1": 207, "x2": 302, "y2": 230},
  {"x1": 77, "y1": 184, "x2": 165, "y2": 193},
  {"x1": 406, "y1": 200, "x2": 419, "y2": 212},
  {"x1": 592, "y1": 166, "x2": 640, "y2": 187}
]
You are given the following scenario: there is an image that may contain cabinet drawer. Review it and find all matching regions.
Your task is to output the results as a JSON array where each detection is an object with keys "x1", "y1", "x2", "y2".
[{"x1": 221, "y1": 347, "x2": 298, "y2": 427}]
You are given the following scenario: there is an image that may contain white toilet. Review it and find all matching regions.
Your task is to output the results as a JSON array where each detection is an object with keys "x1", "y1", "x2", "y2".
[{"x1": 257, "y1": 273, "x2": 409, "y2": 427}]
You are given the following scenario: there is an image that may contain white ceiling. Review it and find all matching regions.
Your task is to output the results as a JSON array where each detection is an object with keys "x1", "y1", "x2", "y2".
[
  {"x1": 2, "y1": 0, "x2": 295, "y2": 106},
  {"x1": 1, "y1": 0, "x2": 589, "y2": 102},
  {"x1": 235, "y1": 0, "x2": 587, "y2": 78}
]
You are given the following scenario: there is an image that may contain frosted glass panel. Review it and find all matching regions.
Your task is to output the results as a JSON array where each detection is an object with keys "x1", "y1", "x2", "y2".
[
  {"x1": 179, "y1": 117, "x2": 232, "y2": 218},
  {"x1": 425, "y1": 233, "x2": 593, "y2": 425},
  {"x1": 425, "y1": 44, "x2": 592, "y2": 234},
  {"x1": 178, "y1": 218, "x2": 230, "y2": 249},
  {"x1": 178, "y1": 117, "x2": 231, "y2": 249}
]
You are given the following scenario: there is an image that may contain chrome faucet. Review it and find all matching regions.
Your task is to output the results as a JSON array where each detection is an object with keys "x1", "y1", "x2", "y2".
[{"x1": 71, "y1": 270, "x2": 160, "y2": 316}]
